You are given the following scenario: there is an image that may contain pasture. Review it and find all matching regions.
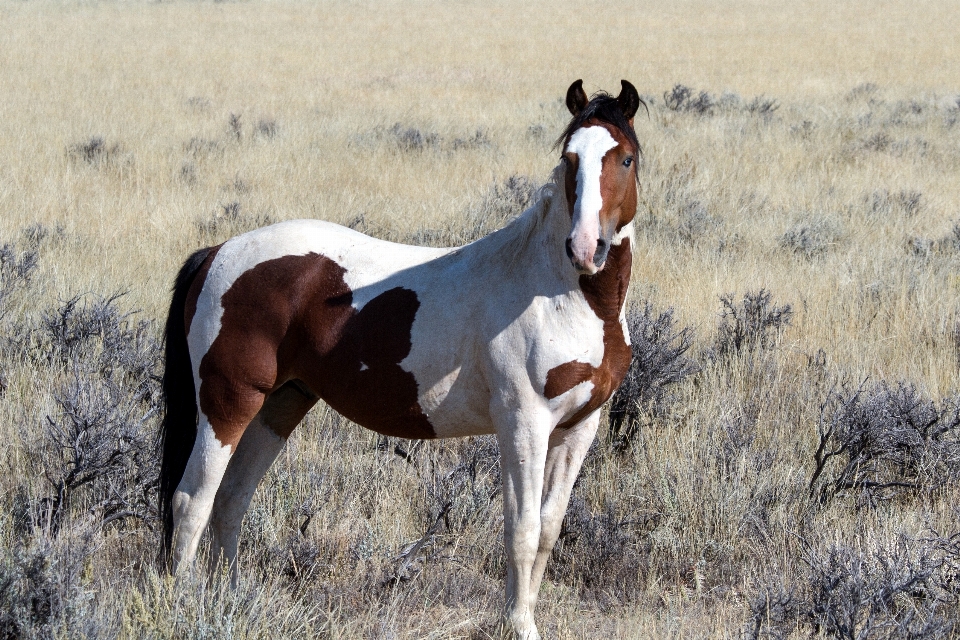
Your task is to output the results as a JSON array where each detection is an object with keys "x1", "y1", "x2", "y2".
[{"x1": 1, "y1": 0, "x2": 960, "y2": 637}]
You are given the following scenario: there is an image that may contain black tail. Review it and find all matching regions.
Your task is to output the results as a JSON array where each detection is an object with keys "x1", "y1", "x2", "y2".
[{"x1": 159, "y1": 246, "x2": 216, "y2": 559}]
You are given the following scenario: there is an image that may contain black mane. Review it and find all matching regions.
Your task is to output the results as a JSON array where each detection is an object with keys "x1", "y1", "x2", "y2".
[{"x1": 555, "y1": 92, "x2": 643, "y2": 154}]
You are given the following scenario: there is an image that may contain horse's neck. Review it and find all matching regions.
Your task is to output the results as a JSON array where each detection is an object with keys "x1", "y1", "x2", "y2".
[
  {"x1": 471, "y1": 164, "x2": 578, "y2": 285},
  {"x1": 526, "y1": 163, "x2": 634, "y2": 321},
  {"x1": 578, "y1": 223, "x2": 634, "y2": 323},
  {"x1": 523, "y1": 187, "x2": 578, "y2": 286},
  {"x1": 464, "y1": 162, "x2": 633, "y2": 318}
]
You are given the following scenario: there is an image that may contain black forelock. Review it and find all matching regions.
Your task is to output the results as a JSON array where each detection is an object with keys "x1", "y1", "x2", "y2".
[{"x1": 554, "y1": 92, "x2": 642, "y2": 155}]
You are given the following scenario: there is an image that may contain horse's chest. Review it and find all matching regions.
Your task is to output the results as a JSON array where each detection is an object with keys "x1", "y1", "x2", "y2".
[
  {"x1": 542, "y1": 240, "x2": 633, "y2": 428},
  {"x1": 543, "y1": 316, "x2": 631, "y2": 428}
]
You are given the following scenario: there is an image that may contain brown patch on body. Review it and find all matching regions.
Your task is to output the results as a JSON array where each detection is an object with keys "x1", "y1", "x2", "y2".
[
  {"x1": 545, "y1": 238, "x2": 633, "y2": 429},
  {"x1": 195, "y1": 252, "x2": 434, "y2": 447},
  {"x1": 544, "y1": 361, "x2": 593, "y2": 399}
]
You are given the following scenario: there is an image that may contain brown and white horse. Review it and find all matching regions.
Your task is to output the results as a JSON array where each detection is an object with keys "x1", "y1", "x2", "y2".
[{"x1": 160, "y1": 80, "x2": 642, "y2": 639}]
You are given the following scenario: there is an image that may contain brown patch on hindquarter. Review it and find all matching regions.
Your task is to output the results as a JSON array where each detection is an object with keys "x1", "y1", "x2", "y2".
[
  {"x1": 545, "y1": 239, "x2": 633, "y2": 428},
  {"x1": 197, "y1": 252, "x2": 435, "y2": 447}
]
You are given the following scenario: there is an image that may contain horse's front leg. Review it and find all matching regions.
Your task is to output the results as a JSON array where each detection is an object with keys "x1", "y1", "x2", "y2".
[
  {"x1": 529, "y1": 409, "x2": 600, "y2": 607},
  {"x1": 494, "y1": 403, "x2": 551, "y2": 640}
]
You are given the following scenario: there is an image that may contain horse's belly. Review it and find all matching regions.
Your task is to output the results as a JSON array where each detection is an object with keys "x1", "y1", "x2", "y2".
[
  {"x1": 414, "y1": 364, "x2": 494, "y2": 438},
  {"x1": 304, "y1": 358, "x2": 491, "y2": 440}
]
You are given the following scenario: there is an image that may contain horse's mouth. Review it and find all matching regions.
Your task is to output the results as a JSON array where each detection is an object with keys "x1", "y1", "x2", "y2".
[{"x1": 573, "y1": 261, "x2": 603, "y2": 276}]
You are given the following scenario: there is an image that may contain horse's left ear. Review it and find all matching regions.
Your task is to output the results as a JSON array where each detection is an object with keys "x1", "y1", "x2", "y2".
[
  {"x1": 566, "y1": 80, "x2": 588, "y2": 117},
  {"x1": 617, "y1": 80, "x2": 641, "y2": 120}
]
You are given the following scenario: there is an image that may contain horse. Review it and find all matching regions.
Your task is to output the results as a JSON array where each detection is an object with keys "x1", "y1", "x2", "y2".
[{"x1": 159, "y1": 79, "x2": 642, "y2": 639}]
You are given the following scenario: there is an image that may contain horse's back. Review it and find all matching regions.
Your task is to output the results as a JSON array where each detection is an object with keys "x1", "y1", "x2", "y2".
[{"x1": 220, "y1": 219, "x2": 451, "y2": 284}]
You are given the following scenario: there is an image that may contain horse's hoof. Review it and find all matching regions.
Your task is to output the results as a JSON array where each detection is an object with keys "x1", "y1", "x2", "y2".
[{"x1": 500, "y1": 619, "x2": 540, "y2": 640}]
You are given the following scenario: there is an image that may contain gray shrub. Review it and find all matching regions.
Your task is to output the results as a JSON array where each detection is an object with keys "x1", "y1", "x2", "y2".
[
  {"x1": 0, "y1": 242, "x2": 38, "y2": 324},
  {"x1": 810, "y1": 382, "x2": 960, "y2": 506},
  {"x1": 547, "y1": 496, "x2": 648, "y2": 602},
  {"x1": 806, "y1": 535, "x2": 957, "y2": 640},
  {"x1": 780, "y1": 217, "x2": 843, "y2": 259},
  {"x1": 748, "y1": 533, "x2": 959, "y2": 640},
  {"x1": 712, "y1": 289, "x2": 793, "y2": 359},
  {"x1": 608, "y1": 301, "x2": 698, "y2": 450},
  {"x1": 868, "y1": 189, "x2": 922, "y2": 217},
  {"x1": 66, "y1": 136, "x2": 122, "y2": 166}
]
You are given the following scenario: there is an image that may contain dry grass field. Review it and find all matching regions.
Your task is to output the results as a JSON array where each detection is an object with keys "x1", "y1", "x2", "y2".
[{"x1": 2, "y1": 0, "x2": 960, "y2": 637}]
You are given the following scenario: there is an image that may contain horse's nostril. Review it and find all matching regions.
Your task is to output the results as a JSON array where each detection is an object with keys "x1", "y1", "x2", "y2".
[
  {"x1": 593, "y1": 238, "x2": 610, "y2": 268},
  {"x1": 565, "y1": 238, "x2": 574, "y2": 259}
]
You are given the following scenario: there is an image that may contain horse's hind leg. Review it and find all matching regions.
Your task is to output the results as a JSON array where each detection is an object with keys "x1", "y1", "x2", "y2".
[
  {"x1": 170, "y1": 409, "x2": 257, "y2": 571},
  {"x1": 206, "y1": 416, "x2": 283, "y2": 579},
  {"x1": 171, "y1": 377, "x2": 270, "y2": 572},
  {"x1": 209, "y1": 381, "x2": 318, "y2": 581}
]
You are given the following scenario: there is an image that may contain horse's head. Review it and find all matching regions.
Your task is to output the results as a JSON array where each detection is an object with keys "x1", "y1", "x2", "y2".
[{"x1": 558, "y1": 79, "x2": 642, "y2": 275}]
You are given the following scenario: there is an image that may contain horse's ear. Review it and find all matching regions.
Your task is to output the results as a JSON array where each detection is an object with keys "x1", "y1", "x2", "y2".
[
  {"x1": 566, "y1": 80, "x2": 588, "y2": 117},
  {"x1": 617, "y1": 80, "x2": 641, "y2": 120}
]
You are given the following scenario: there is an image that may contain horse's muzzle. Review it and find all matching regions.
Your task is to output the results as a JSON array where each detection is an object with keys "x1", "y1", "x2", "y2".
[{"x1": 565, "y1": 237, "x2": 603, "y2": 274}]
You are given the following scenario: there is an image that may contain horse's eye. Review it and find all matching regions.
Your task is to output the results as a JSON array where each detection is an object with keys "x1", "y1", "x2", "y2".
[{"x1": 623, "y1": 157, "x2": 633, "y2": 167}]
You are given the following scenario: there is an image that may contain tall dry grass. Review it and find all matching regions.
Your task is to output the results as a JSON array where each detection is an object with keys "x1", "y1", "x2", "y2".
[{"x1": 2, "y1": 1, "x2": 960, "y2": 638}]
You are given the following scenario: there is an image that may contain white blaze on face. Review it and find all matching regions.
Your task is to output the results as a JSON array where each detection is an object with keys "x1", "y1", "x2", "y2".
[{"x1": 565, "y1": 126, "x2": 617, "y2": 272}]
